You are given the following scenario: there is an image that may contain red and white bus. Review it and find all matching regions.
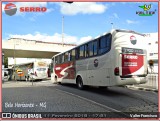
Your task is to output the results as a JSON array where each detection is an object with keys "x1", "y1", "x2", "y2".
[{"x1": 52, "y1": 29, "x2": 148, "y2": 89}]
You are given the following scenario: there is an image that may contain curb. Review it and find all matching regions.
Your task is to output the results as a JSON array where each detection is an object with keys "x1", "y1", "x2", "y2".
[
  {"x1": 126, "y1": 85, "x2": 158, "y2": 92},
  {"x1": 2, "y1": 80, "x2": 54, "y2": 88}
]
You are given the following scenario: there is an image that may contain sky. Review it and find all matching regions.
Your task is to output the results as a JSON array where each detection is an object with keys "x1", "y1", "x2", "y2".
[{"x1": 2, "y1": 2, "x2": 158, "y2": 45}]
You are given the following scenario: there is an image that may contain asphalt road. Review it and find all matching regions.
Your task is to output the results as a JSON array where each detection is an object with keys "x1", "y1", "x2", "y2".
[{"x1": 2, "y1": 80, "x2": 158, "y2": 118}]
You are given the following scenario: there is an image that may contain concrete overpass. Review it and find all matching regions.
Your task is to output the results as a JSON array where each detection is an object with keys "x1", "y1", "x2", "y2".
[{"x1": 2, "y1": 38, "x2": 76, "y2": 59}]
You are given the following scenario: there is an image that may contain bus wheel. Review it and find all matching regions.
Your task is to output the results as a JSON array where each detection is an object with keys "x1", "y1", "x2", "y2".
[
  {"x1": 76, "y1": 76, "x2": 84, "y2": 90},
  {"x1": 55, "y1": 76, "x2": 61, "y2": 84}
]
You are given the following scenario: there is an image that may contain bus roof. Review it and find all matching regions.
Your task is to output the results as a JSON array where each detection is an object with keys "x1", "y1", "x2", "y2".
[
  {"x1": 113, "y1": 29, "x2": 145, "y2": 36},
  {"x1": 52, "y1": 29, "x2": 145, "y2": 58}
]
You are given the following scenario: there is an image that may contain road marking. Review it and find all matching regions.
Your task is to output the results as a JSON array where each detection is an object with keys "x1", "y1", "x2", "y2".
[{"x1": 55, "y1": 88, "x2": 128, "y2": 117}]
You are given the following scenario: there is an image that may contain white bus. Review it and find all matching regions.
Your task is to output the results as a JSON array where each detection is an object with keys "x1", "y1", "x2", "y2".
[
  {"x1": 14, "y1": 60, "x2": 48, "y2": 81},
  {"x1": 52, "y1": 29, "x2": 148, "y2": 89}
]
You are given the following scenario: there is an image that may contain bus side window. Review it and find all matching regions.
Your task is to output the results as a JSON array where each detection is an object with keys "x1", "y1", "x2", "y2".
[
  {"x1": 85, "y1": 44, "x2": 89, "y2": 57},
  {"x1": 55, "y1": 56, "x2": 60, "y2": 64},
  {"x1": 89, "y1": 42, "x2": 93, "y2": 57},
  {"x1": 76, "y1": 48, "x2": 80, "y2": 60},
  {"x1": 64, "y1": 52, "x2": 68, "y2": 62},
  {"x1": 80, "y1": 45, "x2": 85, "y2": 59},
  {"x1": 107, "y1": 34, "x2": 112, "y2": 51},
  {"x1": 62, "y1": 54, "x2": 64, "y2": 63},
  {"x1": 68, "y1": 51, "x2": 71, "y2": 61},
  {"x1": 59, "y1": 55, "x2": 62, "y2": 63},
  {"x1": 99, "y1": 36, "x2": 106, "y2": 54},
  {"x1": 98, "y1": 34, "x2": 111, "y2": 54},
  {"x1": 51, "y1": 58, "x2": 54, "y2": 70},
  {"x1": 72, "y1": 49, "x2": 76, "y2": 60},
  {"x1": 93, "y1": 40, "x2": 98, "y2": 56},
  {"x1": 55, "y1": 56, "x2": 58, "y2": 64}
]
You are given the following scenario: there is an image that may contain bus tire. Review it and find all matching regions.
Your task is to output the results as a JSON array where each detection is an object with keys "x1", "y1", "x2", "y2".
[
  {"x1": 55, "y1": 76, "x2": 61, "y2": 84},
  {"x1": 76, "y1": 76, "x2": 84, "y2": 90}
]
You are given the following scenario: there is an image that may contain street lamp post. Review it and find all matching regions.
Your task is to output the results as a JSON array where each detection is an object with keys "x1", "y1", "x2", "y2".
[
  {"x1": 14, "y1": 40, "x2": 15, "y2": 66},
  {"x1": 111, "y1": 23, "x2": 113, "y2": 29},
  {"x1": 13, "y1": 39, "x2": 16, "y2": 81},
  {"x1": 62, "y1": 16, "x2": 64, "y2": 47},
  {"x1": 61, "y1": 2, "x2": 73, "y2": 47}
]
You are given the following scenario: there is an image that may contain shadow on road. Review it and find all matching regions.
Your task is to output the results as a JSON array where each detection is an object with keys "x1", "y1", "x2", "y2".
[{"x1": 55, "y1": 83, "x2": 131, "y2": 97}]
